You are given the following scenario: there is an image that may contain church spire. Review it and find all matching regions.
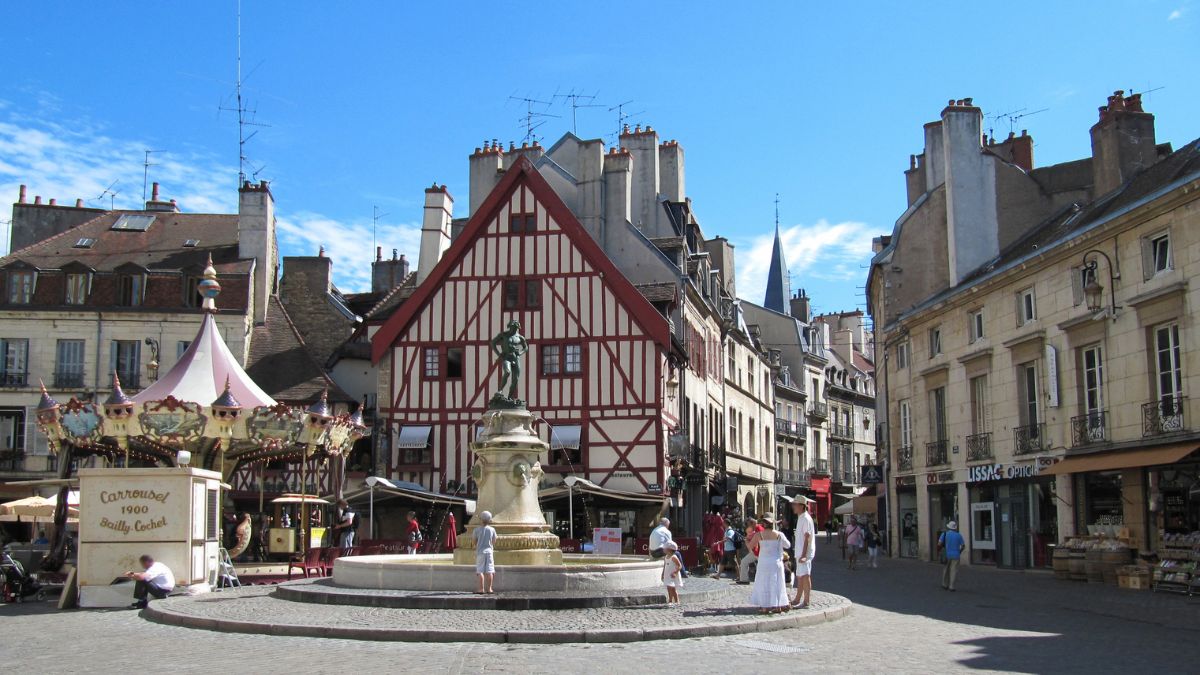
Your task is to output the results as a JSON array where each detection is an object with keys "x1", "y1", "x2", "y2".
[{"x1": 763, "y1": 194, "x2": 791, "y2": 314}]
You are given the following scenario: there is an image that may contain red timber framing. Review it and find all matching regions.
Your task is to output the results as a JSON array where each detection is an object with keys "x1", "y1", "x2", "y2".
[{"x1": 372, "y1": 157, "x2": 673, "y2": 494}]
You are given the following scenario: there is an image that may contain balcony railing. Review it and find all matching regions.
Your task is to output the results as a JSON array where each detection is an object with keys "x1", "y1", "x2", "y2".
[
  {"x1": 925, "y1": 439, "x2": 949, "y2": 467},
  {"x1": 0, "y1": 371, "x2": 29, "y2": 387},
  {"x1": 709, "y1": 445, "x2": 726, "y2": 473},
  {"x1": 54, "y1": 370, "x2": 85, "y2": 389},
  {"x1": 808, "y1": 402, "x2": 828, "y2": 418},
  {"x1": 778, "y1": 468, "x2": 810, "y2": 486},
  {"x1": 1071, "y1": 411, "x2": 1108, "y2": 446},
  {"x1": 830, "y1": 423, "x2": 853, "y2": 440},
  {"x1": 812, "y1": 458, "x2": 830, "y2": 475},
  {"x1": 0, "y1": 449, "x2": 25, "y2": 472},
  {"x1": 966, "y1": 432, "x2": 992, "y2": 461},
  {"x1": 1143, "y1": 396, "x2": 1185, "y2": 437},
  {"x1": 775, "y1": 419, "x2": 808, "y2": 439},
  {"x1": 897, "y1": 446, "x2": 913, "y2": 472},
  {"x1": 115, "y1": 371, "x2": 141, "y2": 389},
  {"x1": 1013, "y1": 424, "x2": 1043, "y2": 455}
]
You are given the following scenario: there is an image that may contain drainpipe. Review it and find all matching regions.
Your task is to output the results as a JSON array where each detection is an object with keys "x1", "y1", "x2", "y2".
[{"x1": 94, "y1": 311, "x2": 104, "y2": 394}]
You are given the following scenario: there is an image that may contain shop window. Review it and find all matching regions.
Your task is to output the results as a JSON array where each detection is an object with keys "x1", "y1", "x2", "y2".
[{"x1": 1080, "y1": 471, "x2": 1123, "y2": 531}]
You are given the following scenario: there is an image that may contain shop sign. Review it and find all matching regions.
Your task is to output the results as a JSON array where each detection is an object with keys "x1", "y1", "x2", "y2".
[
  {"x1": 647, "y1": 483, "x2": 662, "y2": 493},
  {"x1": 926, "y1": 471, "x2": 956, "y2": 485},
  {"x1": 1046, "y1": 345, "x2": 1059, "y2": 408},
  {"x1": 967, "y1": 462, "x2": 1040, "y2": 483},
  {"x1": 895, "y1": 475, "x2": 917, "y2": 488},
  {"x1": 860, "y1": 465, "x2": 884, "y2": 484}
]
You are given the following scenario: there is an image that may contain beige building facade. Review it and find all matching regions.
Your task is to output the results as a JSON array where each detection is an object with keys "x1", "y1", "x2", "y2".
[{"x1": 870, "y1": 92, "x2": 1200, "y2": 568}]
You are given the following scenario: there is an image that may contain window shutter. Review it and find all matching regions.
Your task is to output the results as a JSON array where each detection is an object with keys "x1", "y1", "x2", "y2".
[
  {"x1": 1015, "y1": 292, "x2": 1024, "y2": 327},
  {"x1": 1141, "y1": 236, "x2": 1154, "y2": 281}
]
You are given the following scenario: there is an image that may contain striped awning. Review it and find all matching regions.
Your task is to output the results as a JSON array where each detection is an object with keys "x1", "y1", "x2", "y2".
[{"x1": 395, "y1": 425, "x2": 433, "y2": 448}]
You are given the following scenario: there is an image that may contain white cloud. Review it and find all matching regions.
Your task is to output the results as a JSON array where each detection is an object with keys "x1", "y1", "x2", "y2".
[
  {"x1": 0, "y1": 99, "x2": 412, "y2": 293},
  {"x1": 1168, "y1": 8, "x2": 1183, "y2": 20},
  {"x1": 735, "y1": 220, "x2": 875, "y2": 307}
]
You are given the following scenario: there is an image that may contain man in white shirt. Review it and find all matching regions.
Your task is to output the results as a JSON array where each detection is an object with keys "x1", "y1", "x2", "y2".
[
  {"x1": 125, "y1": 554, "x2": 175, "y2": 609},
  {"x1": 649, "y1": 517, "x2": 688, "y2": 577},
  {"x1": 785, "y1": 495, "x2": 816, "y2": 609}
]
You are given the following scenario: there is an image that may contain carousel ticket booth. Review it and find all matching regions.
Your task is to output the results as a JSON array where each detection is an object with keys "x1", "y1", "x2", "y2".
[{"x1": 77, "y1": 467, "x2": 223, "y2": 607}]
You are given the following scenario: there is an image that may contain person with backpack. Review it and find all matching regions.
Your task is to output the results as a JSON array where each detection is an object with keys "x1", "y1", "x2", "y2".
[
  {"x1": 333, "y1": 499, "x2": 357, "y2": 550},
  {"x1": 404, "y1": 511, "x2": 424, "y2": 554}
]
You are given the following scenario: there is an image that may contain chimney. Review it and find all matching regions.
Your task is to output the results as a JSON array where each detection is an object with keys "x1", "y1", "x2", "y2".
[
  {"x1": 987, "y1": 130, "x2": 1035, "y2": 172},
  {"x1": 281, "y1": 253, "x2": 333, "y2": 300},
  {"x1": 1091, "y1": 90, "x2": 1157, "y2": 197},
  {"x1": 34, "y1": 196, "x2": 42, "y2": 205},
  {"x1": 658, "y1": 140, "x2": 685, "y2": 203},
  {"x1": 468, "y1": 141, "x2": 505, "y2": 217},
  {"x1": 18, "y1": 185, "x2": 26, "y2": 203},
  {"x1": 620, "y1": 125, "x2": 662, "y2": 235},
  {"x1": 602, "y1": 147, "x2": 632, "y2": 248},
  {"x1": 48, "y1": 198, "x2": 57, "y2": 206},
  {"x1": 238, "y1": 180, "x2": 277, "y2": 325},
  {"x1": 505, "y1": 140, "x2": 545, "y2": 166},
  {"x1": 75, "y1": 198, "x2": 84, "y2": 207},
  {"x1": 417, "y1": 184, "x2": 453, "y2": 285},
  {"x1": 372, "y1": 248, "x2": 410, "y2": 293},
  {"x1": 904, "y1": 154, "x2": 925, "y2": 206},
  {"x1": 923, "y1": 121, "x2": 945, "y2": 190},
  {"x1": 941, "y1": 98, "x2": 999, "y2": 286},
  {"x1": 790, "y1": 289, "x2": 811, "y2": 322},
  {"x1": 145, "y1": 181, "x2": 180, "y2": 212}
]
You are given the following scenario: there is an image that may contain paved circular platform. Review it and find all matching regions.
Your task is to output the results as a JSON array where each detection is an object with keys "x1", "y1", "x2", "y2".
[{"x1": 144, "y1": 580, "x2": 852, "y2": 643}]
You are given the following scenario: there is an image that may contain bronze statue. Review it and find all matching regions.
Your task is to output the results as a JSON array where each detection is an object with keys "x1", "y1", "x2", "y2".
[{"x1": 490, "y1": 320, "x2": 528, "y2": 405}]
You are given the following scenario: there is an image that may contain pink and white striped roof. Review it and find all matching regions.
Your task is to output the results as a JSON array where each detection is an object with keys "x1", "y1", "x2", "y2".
[{"x1": 133, "y1": 314, "x2": 276, "y2": 408}]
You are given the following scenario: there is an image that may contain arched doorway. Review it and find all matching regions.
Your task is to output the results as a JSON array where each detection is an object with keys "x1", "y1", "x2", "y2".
[{"x1": 743, "y1": 492, "x2": 755, "y2": 519}]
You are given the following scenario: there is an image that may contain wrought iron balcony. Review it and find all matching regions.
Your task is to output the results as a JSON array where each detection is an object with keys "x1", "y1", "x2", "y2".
[
  {"x1": 830, "y1": 423, "x2": 853, "y2": 440},
  {"x1": 54, "y1": 370, "x2": 85, "y2": 389},
  {"x1": 775, "y1": 419, "x2": 808, "y2": 439},
  {"x1": 808, "y1": 401, "x2": 828, "y2": 418},
  {"x1": 1013, "y1": 424, "x2": 1044, "y2": 455},
  {"x1": 966, "y1": 432, "x2": 992, "y2": 461},
  {"x1": 115, "y1": 371, "x2": 141, "y2": 389},
  {"x1": 812, "y1": 458, "x2": 830, "y2": 475},
  {"x1": 897, "y1": 445, "x2": 913, "y2": 472},
  {"x1": 778, "y1": 468, "x2": 810, "y2": 486},
  {"x1": 1071, "y1": 411, "x2": 1108, "y2": 446},
  {"x1": 709, "y1": 445, "x2": 726, "y2": 473},
  {"x1": 1143, "y1": 396, "x2": 1185, "y2": 437},
  {"x1": 925, "y1": 439, "x2": 949, "y2": 467},
  {"x1": 0, "y1": 370, "x2": 29, "y2": 387}
]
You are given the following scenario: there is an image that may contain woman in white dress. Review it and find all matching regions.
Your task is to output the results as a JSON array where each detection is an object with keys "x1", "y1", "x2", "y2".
[{"x1": 748, "y1": 515, "x2": 791, "y2": 614}]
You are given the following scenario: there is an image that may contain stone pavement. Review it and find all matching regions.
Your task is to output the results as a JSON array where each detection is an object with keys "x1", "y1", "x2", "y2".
[{"x1": 3, "y1": 542, "x2": 1198, "y2": 673}]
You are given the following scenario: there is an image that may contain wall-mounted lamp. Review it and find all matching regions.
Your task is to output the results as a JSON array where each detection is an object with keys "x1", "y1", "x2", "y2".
[{"x1": 1081, "y1": 250, "x2": 1121, "y2": 319}]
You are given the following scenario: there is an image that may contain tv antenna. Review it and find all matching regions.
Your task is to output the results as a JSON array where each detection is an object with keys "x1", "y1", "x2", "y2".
[
  {"x1": 986, "y1": 107, "x2": 1048, "y2": 138},
  {"x1": 372, "y1": 205, "x2": 389, "y2": 253},
  {"x1": 94, "y1": 180, "x2": 120, "y2": 210},
  {"x1": 553, "y1": 88, "x2": 604, "y2": 135},
  {"x1": 219, "y1": 0, "x2": 270, "y2": 186},
  {"x1": 507, "y1": 94, "x2": 558, "y2": 143},
  {"x1": 142, "y1": 149, "x2": 163, "y2": 202},
  {"x1": 608, "y1": 100, "x2": 644, "y2": 145},
  {"x1": 1129, "y1": 85, "x2": 1166, "y2": 102}
]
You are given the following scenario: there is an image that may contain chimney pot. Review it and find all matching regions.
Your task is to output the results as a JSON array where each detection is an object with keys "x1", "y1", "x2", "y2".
[
  {"x1": 392, "y1": 248, "x2": 398, "y2": 260},
  {"x1": 318, "y1": 245, "x2": 325, "y2": 257},
  {"x1": 48, "y1": 198, "x2": 57, "y2": 206},
  {"x1": 18, "y1": 184, "x2": 26, "y2": 203},
  {"x1": 34, "y1": 195, "x2": 41, "y2": 205},
  {"x1": 376, "y1": 246, "x2": 382, "y2": 261},
  {"x1": 75, "y1": 198, "x2": 84, "y2": 207},
  {"x1": 151, "y1": 182, "x2": 160, "y2": 201},
  {"x1": 522, "y1": 142, "x2": 528, "y2": 149},
  {"x1": 509, "y1": 141, "x2": 516, "y2": 151},
  {"x1": 634, "y1": 124, "x2": 641, "y2": 133}
]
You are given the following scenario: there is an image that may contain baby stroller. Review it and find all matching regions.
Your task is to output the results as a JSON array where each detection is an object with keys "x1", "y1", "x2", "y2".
[{"x1": 1, "y1": 547, "x2": 45, "y2": 603}]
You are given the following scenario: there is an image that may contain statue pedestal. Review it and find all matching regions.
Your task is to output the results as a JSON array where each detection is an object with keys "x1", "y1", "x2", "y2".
[{"x1": 453, "y1": 408, "x2": 562, "y2": 566}]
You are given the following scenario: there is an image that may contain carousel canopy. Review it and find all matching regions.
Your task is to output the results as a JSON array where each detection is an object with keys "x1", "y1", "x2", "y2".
[{"x1": 133, "y1": 313, "x2": 275, "y2": 409}]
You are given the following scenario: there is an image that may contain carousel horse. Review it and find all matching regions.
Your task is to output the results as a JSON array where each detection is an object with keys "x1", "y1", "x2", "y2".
[{"x1": 229, "y1": 513, "x2": 253, "y2": 559}]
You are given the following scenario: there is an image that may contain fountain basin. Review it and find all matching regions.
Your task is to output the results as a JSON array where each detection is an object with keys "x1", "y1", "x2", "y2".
[{"x1": 333, "y1": 553, "x2": 662, "y2": 592}]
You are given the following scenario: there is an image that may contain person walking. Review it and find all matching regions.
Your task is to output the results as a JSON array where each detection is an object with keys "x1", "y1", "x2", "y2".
[
  {"x1": 661, "y1": 541, "x2": 683, "y2": 605},
  {"x1": 474, "y1": 511, "x2": 497, "y2": 594},
  {"x1": 938, "y1": 520, "x2": 966, "y2": 591},
  {"x1": 785, "y1": 496, "x2": 816, "y2": 609},
  {"x1": 404, "y1": 511, "x2": 423, "y2": 554},
  {"x1": 844, "y1": 516, "x2": 865, "y2": 570},
  {"x1": 717, "y1": 518, "x2": 737, "y2": 578},
  {"x1": 749, "y1": 515, "x2": 791, "y2": 614},
  {"x1": 866, "y1": 523, "x2": 882, "y2": 568},
  {"x1": 738, "y1": 517, "x2": 765, "y2": 584}
]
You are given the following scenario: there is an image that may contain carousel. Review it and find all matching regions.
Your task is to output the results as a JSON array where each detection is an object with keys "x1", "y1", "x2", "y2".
[{"x1": 30, "y1": 257, "x2": 368, "y2": 570}]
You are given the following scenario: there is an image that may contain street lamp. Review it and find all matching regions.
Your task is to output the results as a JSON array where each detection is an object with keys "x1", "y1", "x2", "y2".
[
  {"x1": 1080, "y1": 250, "x2": 1121, "y2": 318},
  {"x1": 563, "y1": 475, "x2": 580, "y2": 540}
]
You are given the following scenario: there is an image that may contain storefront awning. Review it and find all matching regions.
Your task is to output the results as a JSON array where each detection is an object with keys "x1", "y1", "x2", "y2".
[
  {"x1": 395, "y1": 425, "x2": 433, "y2": 448},
  {"x1": 344, "y1": 476, "x2": 475, "y2": 512},
  {"x1": 1042, "y1": 443, "x2": 1199, "y2": 475},
  {"x1": 539, "y1": 478, "x2": 664, "y2": 504},
  {"x1": 550, "y1": 424, "x2": 582, "y2": 450}
]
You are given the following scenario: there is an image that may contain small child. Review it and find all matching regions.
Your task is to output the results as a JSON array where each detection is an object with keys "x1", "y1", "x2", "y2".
[{"x1": 661, "y1": 541, "x2": 683, "y2": 604}]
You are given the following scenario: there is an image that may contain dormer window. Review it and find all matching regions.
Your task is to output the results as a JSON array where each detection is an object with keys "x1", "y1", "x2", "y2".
[
  {"x1": 111, "y1": 214, "x2": 155, "y2": 232},
  {"x1": 182, "y1": 239, "x2": 200, "y2": 247},
  {"x1": 73, "y1": 237, "x2": 96, "y2": 249},
  {"x1": 119, "y1": 272, "x2": 146, "y2": 307},
  {"x1": 65, "y1": 272, "x2": 90, "y2": 305},
  {"x1": 7, "y1": 269, "x2": 36, "y2": 304}
]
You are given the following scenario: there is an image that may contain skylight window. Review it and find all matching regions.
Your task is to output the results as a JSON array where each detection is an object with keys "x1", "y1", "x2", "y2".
[
  {"x1": 73, "y1": 237, "x2": 97, "y2": 248},
  {"x1": 111, "y1": 214, "x2": 155, "y2": 232},
  {"x1": 182, "y1": 239, "x2": 200, "y2": 247}
]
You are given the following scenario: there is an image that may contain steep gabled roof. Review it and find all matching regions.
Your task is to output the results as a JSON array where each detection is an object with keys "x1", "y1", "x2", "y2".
[
  {"x1": 247, "y1": 296, "x2": 354, "y2": 403},
  {"x1": 371, "y1": 157, "x2": 671, "y2": 362}
]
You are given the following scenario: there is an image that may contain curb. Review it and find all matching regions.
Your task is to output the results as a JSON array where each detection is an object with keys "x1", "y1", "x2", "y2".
[{"x1": 142, "y1": 596, "x2": 852, "y2": 643}]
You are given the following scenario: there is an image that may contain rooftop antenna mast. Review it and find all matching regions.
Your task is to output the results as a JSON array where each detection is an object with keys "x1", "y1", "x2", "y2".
[
  {"x1": 608, "y1": 100, "x2": 644, "y2": 146},
  {"x1": 508, "y1": 94, "x2": 558, "y2": 143},
  {"x1": 553, "y1": 89, "x2": 604, "y2": 135},
  {"x1": 95, "y1": 180, "x2": 120, "y2": 210},
  {"x1": 774, "y1": 193, "x2": 781, "y2": 230},
  {"x1": 142, "y1": 149, "x2": 163, "y2": 202},
  {"x1": 220, "y1": 0, "x2": 269, "y2": 187},
  {"x1": 987, "y1": 106, "x2": 1048, "y2": 138},
  {"x1": 372, "y1": 205, "x2": 389, "y2": 254}
]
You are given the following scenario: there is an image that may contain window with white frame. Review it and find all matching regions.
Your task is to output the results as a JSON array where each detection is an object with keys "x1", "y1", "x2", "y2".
[
  {"x1": 896, "y1": 340, "x2": 910, "y2": 370},
  {"x1": 1154, "y1": 323, "x2": 1183, "y2": 404},
  {"x1": 1018, "y1": 288, "x2": 1037, "y2": 326},
  {"x1": 1145, "y1": 232, "x2": 1172, "y2": 278},
  {"x1": 898, "y1": 399, "x2": 912, "y2": 448},
  {"x1": 0, "y1": 339, "x2": 30, "y2": 387},
  {"x1": 65, "y1": 273, "x2": 90, "y2": 305},
  {"x1": 1081, "y1": 344, "x2": 1104, "y2": 416},
  {"x1": 969, "y1": 310, "x2": 985, "y2": 343},
  {"x1": 970, "y1": 375, "x2": 989, "y2": 434},
  {"x1": 929, "y1": 327, "x2": 942, "y2": 357},
  {"x1": 7, "y1": 270, "x2": 36, "y2": 304}
]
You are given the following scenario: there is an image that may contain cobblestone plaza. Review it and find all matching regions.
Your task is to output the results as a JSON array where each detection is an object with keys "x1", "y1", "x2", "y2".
[{"x1": 4, "y1": 544, "x2": 1197, "y2": 673}]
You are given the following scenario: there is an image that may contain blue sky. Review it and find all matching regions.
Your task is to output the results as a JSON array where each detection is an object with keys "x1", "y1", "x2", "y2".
[{"x1": 1, "y1": 1, "x2": 1197, "y2": 317}]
